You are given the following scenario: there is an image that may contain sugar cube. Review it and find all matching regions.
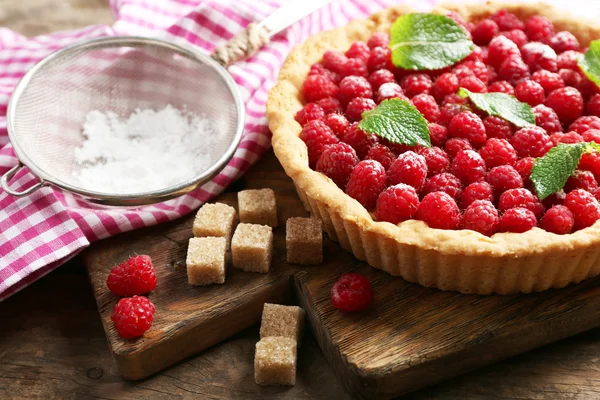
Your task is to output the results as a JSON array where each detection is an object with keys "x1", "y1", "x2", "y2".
[
  {"x1": 260, "y1": 303, "x2": 305, "y2": 344},
  {"x1": 192, "y1": 202, "x2": 236, "y2": 241},
  {"x1": 286, "y1": 217, "x2": 323, "y2": 265},
  {"x1": 231, "y1": 223, "x2": 273, "y2": 273},
  {"x1": 254, "y1": 336, "x2": 297, "y2": 386},
  {"x1": 186, "y1": 237, "x2": 226, "y2": 285},
  {"x1": 238, "y1": 188, "x2": 278, "y2": 227}
]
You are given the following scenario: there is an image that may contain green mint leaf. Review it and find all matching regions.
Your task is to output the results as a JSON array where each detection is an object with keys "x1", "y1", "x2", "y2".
[
  {"x1": 531, "y1": 143, "x2": 587, "y2": 200},
  {"x1": 458, "y1": 88, "x2": 536, "y2": 128},
  {"x1": 358, "y1": 98, "x2": 431, "y2": 147},
  {"x1": 389, "y1": 13, "x2": 473, "y2": 70},
  {"x1": 578, "y1": 40, "x2": 600, "y2": 89}
]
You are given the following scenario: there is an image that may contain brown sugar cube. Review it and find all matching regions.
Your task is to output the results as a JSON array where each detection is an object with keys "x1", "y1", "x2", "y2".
[
  {"x1": 254, "y1": 336, "x2": 297, "y2": 386},
  {"x1": 192, "y1": 203, "x2": 236, "y2": 241},
  {"x1": 286, "y1": 217, "x2": 323, "y2": 265},
  {"x1": 231, "y1": 223, "x2": 273, "y2": 273},
  {"x1": 186, "y1": 237, "x2": 226, "y2": 285},
  {"x1": 238, "y1": 188, "x2": 278, "y2": 227},
  {"x1": 260, "y1": 303, "x2": 305, "y2": 344}
]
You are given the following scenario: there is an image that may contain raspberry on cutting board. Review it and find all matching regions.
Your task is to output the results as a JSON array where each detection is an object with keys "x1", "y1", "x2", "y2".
[
  {"x1": 107, "y1": 255, "x2": 157, "y2": 297},
  {"x1": 111, "y1": 296, "x2": 155, "y2": 339}
]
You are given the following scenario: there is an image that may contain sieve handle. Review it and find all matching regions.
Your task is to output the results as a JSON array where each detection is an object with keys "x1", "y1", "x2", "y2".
[{"x1": 1, "y1": 163, "x2": 46, "y2": 197}]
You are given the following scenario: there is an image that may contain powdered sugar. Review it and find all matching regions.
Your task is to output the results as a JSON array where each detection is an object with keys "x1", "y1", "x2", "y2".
[{"x1": 73, "y1": 105, "x2": 220, "y2": 194}]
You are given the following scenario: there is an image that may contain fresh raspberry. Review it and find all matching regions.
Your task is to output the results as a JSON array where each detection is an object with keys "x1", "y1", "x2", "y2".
[
  {"x1": 323, "y1": 50, "x2": 348, "y2": 74},
  {"x1": 564, "y1": 189, "x2": 600, "y2": 230},
  {"x1": 416, "y1": 192, "x2": 461, "y2": 230},
  {"x1": 565, "y1": 170, "x2": 598, "y2": 193},
  {"x1": 107, "y1": 255, "x2": 157, "y2": 297},
  {"x1": 543, "y1": 190, "x2": 567, "y2": 209},
  {"x1": 432, "y1": 73, "x2": 460, "y2": 102},
  {"x1": 514, "y1": 157, "x2": 535, "y2": 184},
  {"x1": 366, "y1": 144, "x2": 396, "y2": 170},
  {"x1": 557, "y1": 50, "x2": 580, "y2": 70},
  {"x1": 478, "y1": 138, "x2": 518, "y2": 169},
  {"x1": 411, "y1": 94, "x2": 440, "y2": 123},
  {"x1": 491, "y1": 9, "x2": 525, "y2": 31},
  {"x1": 514, "y1": 80, "x2": 545, "y2": 106},
  {"x1": 345, "y1": 160, "x2": 387, "y2": 209},
  {"x1": 511, "y1": 126, "x2": 553, "y2": 157},
  {"x1": 376, "y1": 183, "x2": 420, "y2": 224},
  {"x1": 345, "y1": 97, "x2": 376, "y2": 122},
  {"x1": 546, "y1": 87, "x2": 584, "y2": 124},
  {"x1": 498, "y1": 56, "x2": 531, "y2": 85},
  {"x1": 525, "y1": 15, "x2": 555, "y2": 43},
  {"x1": 499, "y1": 207, "x2": 538, "y2": 233},
  {"x1": 453, "y1": 60, "x2": 489, "y2": 84},
  {"x1": 295, "y1": 103, "x2": 325, "y2": 125},
  {"x1": 401, "y1": 73, "x2": 433, "y2": 98},
  {"x1": 483, "y1": 115, "x2": 515, "y2": 140},
  {"x1": 532, "y1": 70, "x2": 565, "y2": 95},
  {"x1": 338, "y1": 76, "x2": 373, "y2": 106},
  {"x1": 461, "y1": 181, "x2": 494, "y2": 208},
  {"x1": 471, "y1": 19, "x2": 499, "y2": 45},
  {"x1": 325, "y1": 113, "x2": 350, "y2": 137},
  {"x1": 367, "y1": 32, "x2": 389, "y2": 49},
  {"x1": 346, "y1": 41, "x2": 370, "y2": 62},
  {"x1": 316, "y1": 142, "x2": 359, "y2": 188},
  {"x1": 582, "y1": 129, "x2": 600, "y2": 143},
  {"x1": 586, "y1": 94, "x2": 600, "y2": 117},
  {"x1": 445, "y1": 137, "x2": 474, "y2": 159},
  {"x1": 367, "y1": 46, "x2": 393, "y2": 72},
  {"x1": 579, "y1": 151, "x2": 600, "y2": 181},
  {"x1": 487, "y1": 36, "x2": 520, "y2": 68},
  {"x1": 558, "y1": 68, "x2": 582, "y2": 88},
  {"x1": 459, "y1": 75, "x2": 487, "y2": 93},
  {"x1": 549, "y1": 31, "x2": 580, "y2": 53},
  {"x1": 428, "y1": 123, "x2": 448, "y2": 147},
  {"x1": 369, "y1": 69, "x2": 395, "y2": 91},
  {"x1": 569, "y1": 115, "x2": 600, "y2": 134},
  {"x1": 577, "y1": 76, "x2": 600, "y2": 101},
  {"x1": 451, "y1": 149, "x2": 486, "y2": 184},
  {"x1": 532, "y1": 104, "x2": 563, "y2": 133},
  {"x1": 539, "y1": 205, "x2": 574, "y2": 234},
  {"x1": 342, "y1": 123, "x2": 378, "y2": 158},
  {"x1": 300, "y1": 120, "x2": 340, "y2": 167},
  {"x1": 340, "y1": 57, "x2": 369, "y2": 78},
  {"x1": 388, "y1": 151, "x2": 428, "y2": 190},
  {"x1": 376, "y1": 82, "x2": 407, "y2": 104},
  {"x1": 331, "y1": 273, "x2": 374, "y2": 312},
  {"x1": 488, "y1": 80, "x2": 515, "y2": 95},
  {"x1": 498, "y1": 188, "x2": 545, "y2": 218},
  {"x1": 111, "y1": 296, "x2": 155, "y2": 339},
  {"x1": 419, "y1": 146, "x2": 449, "y2": 176},
  {"x1": 438, "y1": 102, "x2": 470, "y2": 127},
  {"x1": 316, "y1": 97, "x2": 343, "y2": 115},
  {"x1": 465, "y1": 45, "x2": 485, "y2": 62},
  {"x1": 550, "y1": 131, "x2": 583, "y2": 145},
  {"x1": 448, "y1": 111, "x2": 486, "y2": 148},
  {"x1": 303, "y1": 74, "x2": 339, "y2": 102},
  {"x1": 499, "y1": 29, "x2": 529, "y2": 48},
  {"x1": 521, "y1": 42, "x2": 557, "y2": 72},
  {"x1": 461, "y1": 200, "x2": 500, "y2": 236},
  {"x1": 309, "y1": 63, "x2": 340, "y2": 84},
  {"x1": 422, "y1": 172, "x2": 463, "y2": 201},
  {"x1": 487, "y1": 165, "x2": 524, "y2": 197}
]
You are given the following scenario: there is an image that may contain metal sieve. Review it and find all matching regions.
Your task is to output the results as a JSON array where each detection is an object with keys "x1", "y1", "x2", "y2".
[{"x1": 1, "y1": 0, "x2": 331, "y2": 206}]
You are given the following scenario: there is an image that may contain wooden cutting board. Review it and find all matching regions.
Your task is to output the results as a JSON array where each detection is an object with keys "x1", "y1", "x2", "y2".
[{"x1": 84, "y1": 150, "x2": 600, "y2": 398}]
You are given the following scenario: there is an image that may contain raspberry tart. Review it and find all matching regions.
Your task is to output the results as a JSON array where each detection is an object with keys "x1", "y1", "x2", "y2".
[{"x1": 267, "y1": 2, "x2": 600, "y2": 294}]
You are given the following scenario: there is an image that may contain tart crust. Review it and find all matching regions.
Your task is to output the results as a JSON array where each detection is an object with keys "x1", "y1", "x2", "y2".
[{"x1": 267, "y1": 1, "x2": 600, "y2": 294}]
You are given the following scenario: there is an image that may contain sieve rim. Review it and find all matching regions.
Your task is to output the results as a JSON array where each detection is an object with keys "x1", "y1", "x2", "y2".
[{"x1": 6, "y1": 36, "x2": 245, "y2": 206}]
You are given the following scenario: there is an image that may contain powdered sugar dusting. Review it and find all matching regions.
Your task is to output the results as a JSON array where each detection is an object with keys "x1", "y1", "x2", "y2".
[{"x1": 73, "y1": 105, "x2": 220, "y2": 194}]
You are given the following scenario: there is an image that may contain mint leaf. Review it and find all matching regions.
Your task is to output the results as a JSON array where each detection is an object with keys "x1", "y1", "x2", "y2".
[
  {"x1": 531, "y1": 143, "x2": 587, "y2": 200},
  {"x1": 458, "y1": 88, "x2": 535, "y2": 128},
  {"x1": 358, "y1": 98, "x2": 430, "y2": 147},
  {"x1": 389, "y1": 13, "x2": 473, "y2": 70},
  {"x1": 578, "y1": 40, "x2": 600, "y2": 89}
]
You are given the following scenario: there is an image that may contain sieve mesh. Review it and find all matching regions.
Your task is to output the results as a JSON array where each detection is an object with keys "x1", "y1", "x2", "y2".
[{"x1": 8, "y1": 37, "x2": 243, "y2": 203}]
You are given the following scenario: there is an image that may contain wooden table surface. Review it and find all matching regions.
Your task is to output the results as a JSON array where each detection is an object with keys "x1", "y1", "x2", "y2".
[{"x1": 2, "y1": 1, "x2": 600, "y2": 399}]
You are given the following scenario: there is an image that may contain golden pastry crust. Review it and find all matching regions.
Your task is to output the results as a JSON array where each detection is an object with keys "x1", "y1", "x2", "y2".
[{"x1": 267, "y1": 1, "x2": 600, "y2": 294}]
